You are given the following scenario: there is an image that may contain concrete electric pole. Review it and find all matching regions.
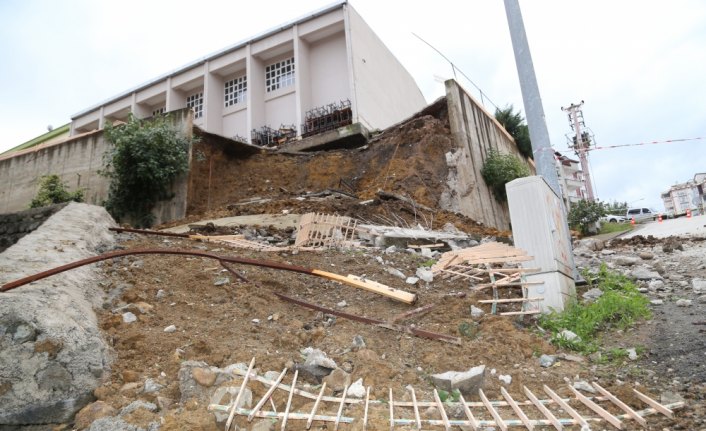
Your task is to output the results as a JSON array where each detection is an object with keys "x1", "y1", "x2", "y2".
[
  {"x1": 561, "y1": 101, "x2": 595, "y2": 201},
  {"x1": 502, "y1": 0, "x2": 562, "y2": 197},
  {"x1": 503, "y1": 0, "x2": 578, "y2": 311}
]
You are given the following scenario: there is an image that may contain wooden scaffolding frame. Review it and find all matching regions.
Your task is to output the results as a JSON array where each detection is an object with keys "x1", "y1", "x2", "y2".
[{"x1": 294, "y1": 212, "x2": 359, "y2": 249}]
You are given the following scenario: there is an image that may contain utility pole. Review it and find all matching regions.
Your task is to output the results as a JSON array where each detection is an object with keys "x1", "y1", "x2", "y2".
[
  {"x1": 503, "y1": 0, "x2": 578, "y2": 310},
  {"x1": 502, "y1": 0, "x2": 562, "y2": 198},
  {"x1": 562, "y1": 101, "x2": 595, "y2": 201}
]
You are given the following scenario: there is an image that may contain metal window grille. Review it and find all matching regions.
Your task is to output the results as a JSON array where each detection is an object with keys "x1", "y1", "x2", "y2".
[
  {"x1": 224, "y1": 75, "x2": 247, "y2": 107},
  {"x1": 186, "y1": 92, "x2": 204, "y2": 119},
  {"x1": 265, "y1": 58, "x2": 295, "y2": 92}
]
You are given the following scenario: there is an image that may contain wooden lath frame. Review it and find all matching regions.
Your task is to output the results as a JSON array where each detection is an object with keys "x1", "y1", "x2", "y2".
[
  {"x1": 431, "y1": 242, "x2": 543, "y2": 315},
  {"x1": 191, "y1": 234, "x2": 290, "y2": 252},
  {"x1": 209, "y1": 358, "x2": 685, "y2": 430},
  {"x1": 294, "y1": 212, "x2": 359, "y2": 248}
]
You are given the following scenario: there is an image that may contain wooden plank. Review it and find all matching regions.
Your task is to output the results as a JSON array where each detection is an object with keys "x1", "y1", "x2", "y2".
[
  {"x1": 479, "y1": 389, "x2": 507, "y2": 431},
  {"x1": 501, "y1": 387, "x2": 534, "y2": 430},
  {"x1": 458, "y1": 393, "x2": 479, "y2": 431},
  {"x1": 499, "y1": 310, "x2": 541, "y2": 316},
  {"x1": 408, "y1": 243, "x2": 445, "y2": 249},
  {"x1": 389, "y1": 388, "x2": 394, "y2": 431},
  {"x1": 569, "y1": 384, "x2": 622, "y2": 429},
  {"x1": 478, "y1": 297, "x2": 544, "y2": 303},
  {"x1": 312, "y1": 271, "x2": 417, "y2": 304},
  {"x1": 632, "y1": 388, "x2": 673, "y2": 418},
  {"x1": 410, "y1": 386, "x2": 421, "y2": 430},
  {"x1": 524, "y1": 386, "x2": 563, "y2": 430},
  {"x1": 334, "y1": 384, "x2": 348, "y2": 431},
  {"x1": 592, "y1": 382, "x2": 647, "y2": 427},
  {"x1": 226, "y1": 357, "x2": 255, "y2": 431},
  {"x1": 248, "y1": 368, "x2": 287, "y2": 421},
  {"x1": 281, "y1": 369, "x2": 298, "y2": 431},
  {"x1": 306, "y1": 382, "x2": 327, "y2": 429},
  {"x1": 363, "y1": 386, "x2": 370, "y2": 431},
  {"x1": 389, "y1": 303, "x2": 438, "y2": 323},
  {"x1": 433, "y1": 389, "x2": 452, "y2": 431},
  {"x1": 543, "y1": 384, "x2": 588, "y2": 428}
]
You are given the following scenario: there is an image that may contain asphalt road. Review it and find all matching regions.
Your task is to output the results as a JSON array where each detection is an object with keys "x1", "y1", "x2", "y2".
[{"x1": 622, "y1": 213, "x2": 706, "y2": 238}]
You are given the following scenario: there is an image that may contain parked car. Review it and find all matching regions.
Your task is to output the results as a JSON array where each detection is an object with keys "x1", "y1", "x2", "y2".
[
  {"x1": 626, "y1": 207, "x2": 657, "y2": 222},
  {"x1": 601, "y1": 214, "x2": 627, "y2": 223}
]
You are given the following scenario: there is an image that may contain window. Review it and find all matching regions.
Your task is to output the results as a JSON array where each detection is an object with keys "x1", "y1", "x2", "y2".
[
  {"x1": 186, "y1": 92, "x2": 203, "y2": 119},
  {"x1": 265, "y1": 57, "x2": 295, "y2": 92},
  {"x1": 224, "y1": 75, "x2": 247, "y2": 107},
  {"x1": 152, "y1": 107, "x2": 165, "y2": 117}
]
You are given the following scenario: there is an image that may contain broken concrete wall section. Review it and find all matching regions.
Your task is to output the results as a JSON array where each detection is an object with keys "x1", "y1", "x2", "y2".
[
  {"x1": 0, "y1": 203, "x2": 68, "y2": 253},
  {"x1": 0, "y1": 203, "x2": 116, "y2": 425},
  {"x1": 442, "y1": 79, "x2": 535, "y2": 230},
  {"x1": 0, "y1": 109, "x2": 193, "y2": 226}
]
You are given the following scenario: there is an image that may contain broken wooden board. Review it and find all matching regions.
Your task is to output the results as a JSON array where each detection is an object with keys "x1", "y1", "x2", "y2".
[{"x1": 312, "y1": 271, "x2": 417, "y2": 304}]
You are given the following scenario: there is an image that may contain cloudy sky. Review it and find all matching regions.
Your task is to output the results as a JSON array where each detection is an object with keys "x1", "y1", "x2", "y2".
[{"x1": 1, "y1": 0, "x2": 704, "y2": 212}]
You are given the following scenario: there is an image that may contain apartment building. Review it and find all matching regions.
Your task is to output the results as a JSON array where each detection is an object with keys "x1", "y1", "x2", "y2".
[
  {"x1": 69, "y1": 1, "x2": 426, "y2": 143},
  {"x1": 554, "y1": 151, "x2": 587, "y2": 209},
  {"x1": 661, "y1": 173, "x2": 706, "y2": 216}
]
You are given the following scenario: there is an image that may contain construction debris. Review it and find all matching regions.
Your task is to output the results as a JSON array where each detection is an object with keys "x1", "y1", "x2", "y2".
[
  {"x1": 209, "y1": 357, "x2": 685, "y2": 430},
  {"x1": 432, "y1": 242, "x2": 543, "y2": 315}
]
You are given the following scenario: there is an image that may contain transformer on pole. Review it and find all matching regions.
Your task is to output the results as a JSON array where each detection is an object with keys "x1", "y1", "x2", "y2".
[{"x1": 561, "y1": 101, "x2": 595, "y2": 201}]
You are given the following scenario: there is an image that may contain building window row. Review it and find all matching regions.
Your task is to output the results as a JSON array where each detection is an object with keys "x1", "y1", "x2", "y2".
[
  {"x1": 186, "y1": 92, "x2": 204, "y2": 119},
  {"x1": 225, "y1": 75, "x2": 247, "y2": 107},
  {"x1": 265, "y1": 57, "x2": 295, "y2": 93},
  {"x1": 152, "y1": 107, "x2": 165, "y2": 117}
]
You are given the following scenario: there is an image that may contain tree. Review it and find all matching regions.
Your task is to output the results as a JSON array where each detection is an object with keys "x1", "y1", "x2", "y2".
[
  {"x1": 30, "y1": 175, "x2": 84, "y2": 208},
  {"x1": 604, "y1": 200, "x2": 628, "y2": 214},
  {"x1": 102, "y1": 114, "x2": 193, "y2": 227},
  {"x1": 568, "y1": 199, "x2": 606, "y2": 235},
  {"x1": 481, "y1": 149, "x2": 532, "y2": 202},
  {"x1": 494, "y1": 105, "x2": 532, "y2": 159}
]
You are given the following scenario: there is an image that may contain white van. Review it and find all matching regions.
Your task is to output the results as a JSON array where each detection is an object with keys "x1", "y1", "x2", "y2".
[{"x1": 626, "y1": 207, "x2": 656, "y2": 222}]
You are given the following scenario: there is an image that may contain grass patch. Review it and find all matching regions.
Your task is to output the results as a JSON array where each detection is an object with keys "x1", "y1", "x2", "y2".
[
  {"x1": 599, "y1": 222, "x2": 633, "y2": 235},
  {"x1": 538, "y1": 265, "x2": 651, "y2": 353}
]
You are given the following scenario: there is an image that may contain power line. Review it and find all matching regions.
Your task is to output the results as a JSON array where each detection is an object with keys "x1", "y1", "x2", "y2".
[
  {"x1": 412, "y1": 32, "x2": 501, "y2": 112},
  {"x1": 562, "y1": 136, "x2": 705, "y2": 152}
]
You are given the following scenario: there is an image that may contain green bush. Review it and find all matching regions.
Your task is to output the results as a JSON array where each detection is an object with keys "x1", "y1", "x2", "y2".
[
  {"x1": 30, "y1": 174, "x2": 84, "y2": 208},
  {"x1": 494, "y1": 105, "x2": 532, "y2": 159},
  {"x1": 539, "y1": 265, "x2": 650, "y2": 352},
  {"x1": 102, "y1": 114, "x2": 193, "y2": 227},
  {"x1": 480, "y1": 149, "x2": 531, "y2": 201},
  {"x1": 568, "y1": 199, "x2": 606, "y2": 235}
]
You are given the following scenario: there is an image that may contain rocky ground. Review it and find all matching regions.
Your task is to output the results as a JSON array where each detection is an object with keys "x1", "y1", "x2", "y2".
[{"x1": 41, "y1": 228, "x2": 704, "y2": 431}]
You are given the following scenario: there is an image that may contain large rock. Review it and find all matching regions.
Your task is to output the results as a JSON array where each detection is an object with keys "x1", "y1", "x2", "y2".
[
  {"x1": 431, "y1": 365, "x2": 486, "y2": 395},
  {"x1": 0, "y1": 203, "x2": 116, "y2": 425},
  {"x1": 630, "y1": 267, "x2": 663, "y2": 281},
  {"x1": 693, "y1": 278, "x2": 706, "y2": 293}
]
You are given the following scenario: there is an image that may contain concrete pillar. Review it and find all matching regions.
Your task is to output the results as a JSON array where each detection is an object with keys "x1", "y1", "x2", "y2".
[
  {"x1": 342, "y1": 4, "x2": 359, "y2": 124},
  {"x1": 246, "y1": 44, "x2": 265, "y2": 143},
  {"x1": 203, "y1": 61, "x2": 224, "y2": 134},
  {"x1": 293, "y1": 25, "x2": 310, "y2": 136},
  {"x1": 131, "y1": 93, "x2": 150, "y2": 119},
  {"x1": 166, "y1": 77, "x2": 184, "y2": 113},
  {"x1": 98, "y1": 106, "x2": 105, "y2": 129}
]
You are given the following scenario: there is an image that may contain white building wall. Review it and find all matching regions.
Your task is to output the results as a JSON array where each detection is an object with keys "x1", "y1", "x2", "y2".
[
  {"x1": 308, "y1": 32, "x2": 349, "y2": 110},
  {"x1": 265, "y1": 92, "x2": 297, "y2": 129},
  {"x1": 345, "y1": 5, "x2": 426, "y2": 130}
]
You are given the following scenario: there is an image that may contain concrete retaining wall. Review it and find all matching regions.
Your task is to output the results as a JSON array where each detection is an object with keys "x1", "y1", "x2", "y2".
[
  {"x1": 441, "y1": 80, "x2": 535, "y2": 230},
  {"x1": 0, "y1": 203, "x2": 68, "y2": 253},
  {"x1": 0, "y1": 203, "x2": 116, "y2": 425},
  {"x1": 0, "y1": 110, "x2": 194, "y2": 225}
]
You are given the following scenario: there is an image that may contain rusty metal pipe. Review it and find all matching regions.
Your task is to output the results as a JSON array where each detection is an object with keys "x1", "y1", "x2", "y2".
[
  {"x1": 1, "y1": 248, "x2": 331, "y2": 293},
  {"x1": 274, "y1": 292, "x2": 460, "y2": 344}
]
